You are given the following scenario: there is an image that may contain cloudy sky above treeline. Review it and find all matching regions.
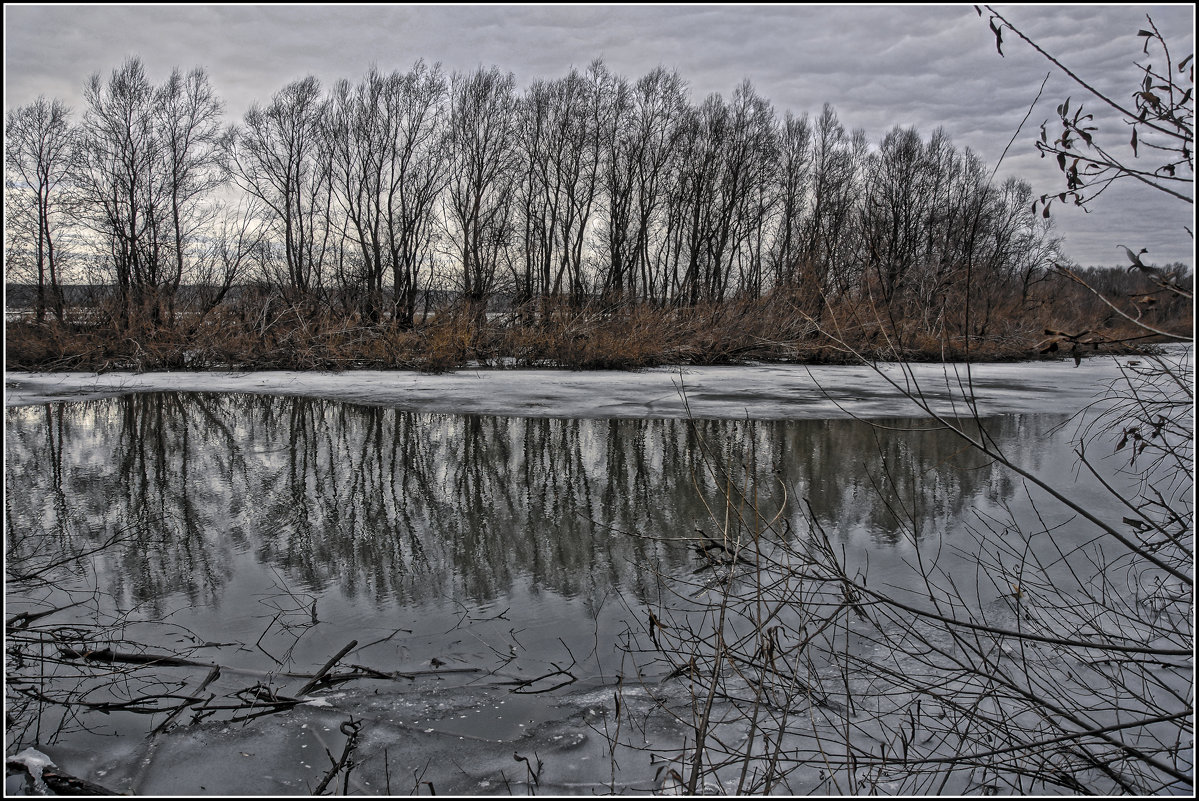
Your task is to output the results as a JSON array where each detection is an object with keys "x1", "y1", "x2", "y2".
[{"x1": 5, "y1": 3, "x2": 1194, "y2": 267}]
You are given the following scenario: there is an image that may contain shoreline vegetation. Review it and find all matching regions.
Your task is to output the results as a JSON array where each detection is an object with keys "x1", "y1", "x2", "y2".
[
  {"x1": 5, "y1": 52, "x2": 1190, "y2": 378},
  {"x1": 5, "y1": 272, "x2": 1191, "y2": 374}
]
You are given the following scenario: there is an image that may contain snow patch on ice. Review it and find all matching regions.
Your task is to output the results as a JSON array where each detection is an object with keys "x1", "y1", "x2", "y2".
[
  {"x1": 5, "y1": 749, "x2": 56, "y2": 796},
  {"x1": 6, "y1": 748, "x2": 56, "y2": 774}
]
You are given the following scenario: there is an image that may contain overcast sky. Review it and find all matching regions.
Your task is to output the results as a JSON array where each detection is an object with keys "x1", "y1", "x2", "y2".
[{"x1": 5, "y1": 3, "x2": 1194, "y2": 267}]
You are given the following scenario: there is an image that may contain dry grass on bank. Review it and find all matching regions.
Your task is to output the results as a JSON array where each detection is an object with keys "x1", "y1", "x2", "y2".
[{"x1": 5, "y1": 292, "x2": 1187, "y2": 374}]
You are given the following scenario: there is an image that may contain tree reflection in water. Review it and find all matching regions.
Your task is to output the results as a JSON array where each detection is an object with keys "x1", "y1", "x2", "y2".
[
  {"x1": 5, "y1": 392, "x2": 1060, "y2": 791},
  {"x1": 6, "y1": 393, "x2": 1048, "y2": 616}
]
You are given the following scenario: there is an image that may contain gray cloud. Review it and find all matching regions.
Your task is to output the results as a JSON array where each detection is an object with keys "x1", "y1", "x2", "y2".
[{"x1": 5, "y1": 3, "x2": 1193, "y2": 266}]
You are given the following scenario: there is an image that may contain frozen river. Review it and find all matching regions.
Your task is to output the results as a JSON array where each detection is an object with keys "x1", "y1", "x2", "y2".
[
  {"x1": 4, "y1": 350, "x2": 1191, "y2": 795},
  {"x1": 4, "y1": 356, "x2": 1135, "y2": 418}
]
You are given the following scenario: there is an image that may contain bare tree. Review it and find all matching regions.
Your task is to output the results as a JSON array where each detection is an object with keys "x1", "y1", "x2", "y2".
[
  {"x1": 769, "y1": 111, "x2": 812, "y2": 290},
  {"x1": 597, "y1": 66, "x2": 688, "y2": 302},
  {"x1": 595, "y1": 71, "x2": 637, "y2": 301},
  {"x1": 326, "y1": 68, "x2": 392, "y2": 323},
  {"x1": 670, "y1": 95, "x2": 725, "y2": 304},
  {"x1": 718, "y1": 80, "x2": 777, "y2": 299},
  {"x1": 515, "y1": 62, "x2": 606, "y2": 305},
  {"x1": 803, "y1": 104, "x2": 866, "y2": 302},
  {"x1": 7, "y1": 51, "x2": 1146, "y2": 364},
  {"x1": 383, "y1": 62, "x2": 451, "y2": 327},
  {"x1": 74, "y1": 59, "x2": 225, "y2": 329},
  {"x1": 188, "y1": 198, "x2": 267, "y2": 323},
  {"x1": 324, "y1": 65, "x2": 449, "y2": 325},
  {"x1": 5, "y1": 96, "x2": 75, "y2": 322},
  {"x1": 155, "y1": 67, "x2": 225, "y2": 323},
  {"x1": 226, "y1": 76, "x2": 333, "y2": 299},
  {"x1": 75, "y1": 58, "x2": 166, "y2": 328},
  {"x1": 860, "y1": 125, "x2": 932, "y2": 307},
  {"x1": 446, "y1": 66, "x2": 519, "y2": 307}
]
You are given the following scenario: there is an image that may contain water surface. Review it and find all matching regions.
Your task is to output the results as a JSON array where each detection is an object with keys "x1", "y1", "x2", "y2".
[{"x1": 5, "y1": 389, "x2": 1099, "y2": 794}]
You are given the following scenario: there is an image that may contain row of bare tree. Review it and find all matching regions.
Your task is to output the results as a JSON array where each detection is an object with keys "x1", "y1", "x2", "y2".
[{"x1": 7, "y1": 57, "x2": 1060, "y2": 332}]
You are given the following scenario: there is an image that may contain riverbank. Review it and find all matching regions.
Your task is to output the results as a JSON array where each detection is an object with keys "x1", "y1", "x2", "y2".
[{"x1": 6, "y1": 294, "x2": 1179, "y2": 375}]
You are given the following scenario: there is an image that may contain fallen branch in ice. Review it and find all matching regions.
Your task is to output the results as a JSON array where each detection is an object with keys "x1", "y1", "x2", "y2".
[
  {"x1": 150, "y1": 664, "x2": 221, "y2": 736},
  {"x1": 296, "y1": 639, "x2": 358, "y2": 696},
  {"x1": 58, "y1": 645, "x2": 212, "y2": 668}
]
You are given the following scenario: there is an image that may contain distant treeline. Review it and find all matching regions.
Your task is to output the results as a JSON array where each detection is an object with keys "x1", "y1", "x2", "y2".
[{"x1": 5, "y1": 58, "x2": 1191, "y2": 370}]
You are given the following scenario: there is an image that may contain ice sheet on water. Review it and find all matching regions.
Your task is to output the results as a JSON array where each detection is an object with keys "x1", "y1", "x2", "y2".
[
  {"x1": 70, "y1": 709, "x2": 347, "y2": 796},
  {"x1": 71, "y1": 675, "x2": 699, "y2": 796},
  {"x1": 2, "y1": 354, "x2": 1150, "y2": 419}
]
